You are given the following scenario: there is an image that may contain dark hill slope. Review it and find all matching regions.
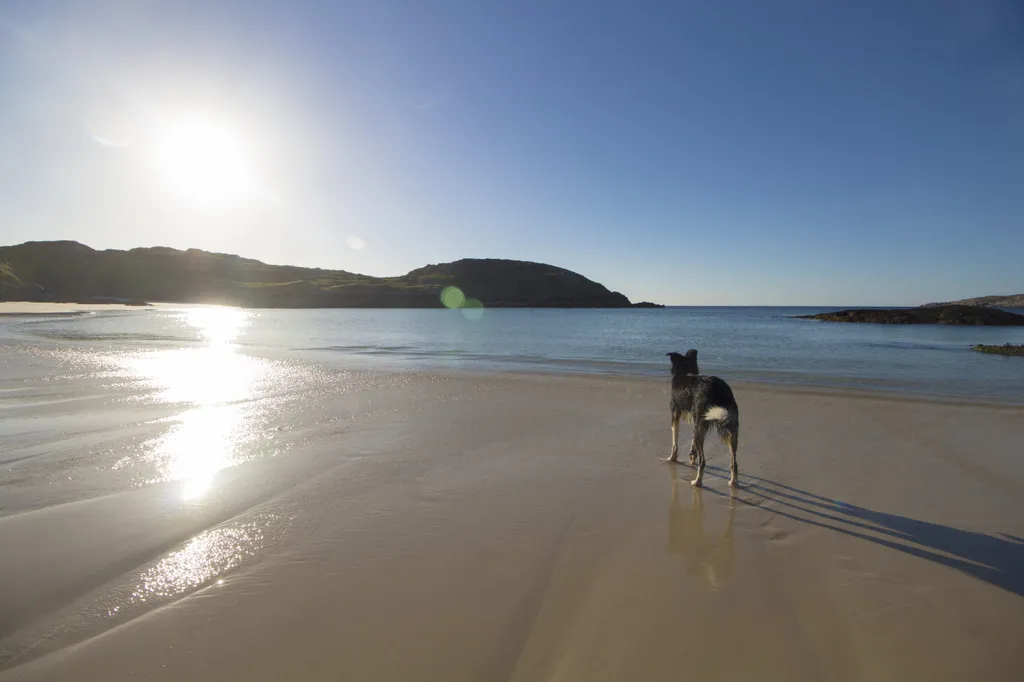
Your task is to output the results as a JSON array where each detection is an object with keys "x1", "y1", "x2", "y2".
[{"x1": 0, "y1": 241, "x2": 634, "y2": 308}]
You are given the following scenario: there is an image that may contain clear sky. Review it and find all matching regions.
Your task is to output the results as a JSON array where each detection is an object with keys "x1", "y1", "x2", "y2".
[{"x1": 1, "y1": 0, "x2": 1022, "y2": 305}]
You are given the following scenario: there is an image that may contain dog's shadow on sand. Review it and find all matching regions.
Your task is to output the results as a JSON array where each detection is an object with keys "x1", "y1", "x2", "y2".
[{"x1": 690, "y1": 466, "x2": 1024, "y2": 598}]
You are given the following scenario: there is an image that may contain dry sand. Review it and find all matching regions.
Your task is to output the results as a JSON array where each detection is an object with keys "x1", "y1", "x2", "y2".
[
  {"x1": 0, "y1": 303, "x2": 157, "y2": 315},
  {"x1": 0, "y1": 372, "x2": 1022, "y2": 681},
  {"x1": 0, "y1": 302, "x2": 219, "y2": 316}
]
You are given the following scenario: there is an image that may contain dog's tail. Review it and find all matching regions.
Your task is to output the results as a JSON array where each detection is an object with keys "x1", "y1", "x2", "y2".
[
  {"x1": 703, "y1": 405, "x2": 740, "y2": 442},
  {"x1": 703, "y1": 405, "x2": 734, "y2": 425}
]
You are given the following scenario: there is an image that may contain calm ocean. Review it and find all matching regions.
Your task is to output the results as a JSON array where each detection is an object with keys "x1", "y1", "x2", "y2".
[{"x1": 3, "y1": 306, "x2": 1023, "y2": 402}]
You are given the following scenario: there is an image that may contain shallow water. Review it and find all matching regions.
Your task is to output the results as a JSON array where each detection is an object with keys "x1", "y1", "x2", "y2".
[{"x1": 3, "y1": 306, "x2": 1023, "y2": 400}]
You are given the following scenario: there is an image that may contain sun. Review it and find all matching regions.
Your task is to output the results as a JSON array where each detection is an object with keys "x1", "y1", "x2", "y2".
[{"x1": 153, "y1": 118, "x2": 254, "y2": 204}]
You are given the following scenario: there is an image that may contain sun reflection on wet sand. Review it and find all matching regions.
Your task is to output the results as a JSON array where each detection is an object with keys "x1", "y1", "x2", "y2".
[
  {"x1": 117, "y1": 306, "x2": 265, "y2": 499},
  {"x1": 158, "y1": 404, "x2": 251, "y2": 500},
  {"x1": 129, "y1": 519, "x2": 267, "y2": 602}
]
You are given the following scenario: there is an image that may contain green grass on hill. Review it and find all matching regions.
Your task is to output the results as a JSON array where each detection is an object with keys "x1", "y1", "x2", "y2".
[
  {"x1": 0, "y1": 263, "x2": 21, "y2": 283},
  {"x1": 237, "y1": 280, "x2": 307, "y2": 288}
]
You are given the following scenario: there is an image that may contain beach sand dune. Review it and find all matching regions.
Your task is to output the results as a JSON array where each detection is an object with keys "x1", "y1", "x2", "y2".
[{"x1": 0, "y1": 371, "x2": 1022, "y2": 681}]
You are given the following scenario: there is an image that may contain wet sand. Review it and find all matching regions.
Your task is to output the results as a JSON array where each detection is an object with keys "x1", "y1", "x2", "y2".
[{"x1": 1, "y1": 371, "x2": 1022, "y2": 681}]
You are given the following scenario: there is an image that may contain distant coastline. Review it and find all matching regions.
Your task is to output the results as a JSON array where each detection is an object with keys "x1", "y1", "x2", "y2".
[
  {"x1": 0, "y1": 240, "x2": 653, "y2": 310},
  {"x1": 922, "y1": 293, "x2": 1024, "y2": 308}
]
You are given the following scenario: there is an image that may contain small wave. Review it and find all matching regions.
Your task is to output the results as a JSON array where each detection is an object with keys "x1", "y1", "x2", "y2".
[
  {"x1": 862, "y1": 340, "x2": 963, "y2": 352},
  {"x1": 29, "y1": 330, "x2": 193, "y2": 343},
  {"x1": 301, "y1": 344, "x2": 423, "y2": 354},
  {"x1": 0, "y1": 311, "x2": 94, "y2": 319}
]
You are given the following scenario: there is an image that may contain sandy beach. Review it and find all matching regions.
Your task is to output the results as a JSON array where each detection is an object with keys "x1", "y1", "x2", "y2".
[
  {"x1": 0, "y1": 302, "x2": 210, "y2": 317},
  {"x1": 1, "y1": 363, "x2": 1022, "y2": 681},
  {"x1": 0, "y1": 303, "x2": 158, "y2": 315}
]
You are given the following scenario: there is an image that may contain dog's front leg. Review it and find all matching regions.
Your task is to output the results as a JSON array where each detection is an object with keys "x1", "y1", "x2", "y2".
[{"x1": 667, "y1": 411, "x2": 681, "y2": 461}]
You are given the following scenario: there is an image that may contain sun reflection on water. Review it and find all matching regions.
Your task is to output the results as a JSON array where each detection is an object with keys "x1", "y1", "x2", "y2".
[
  {"x1": 159, "y1": 404, "x2": 250, "y2": 500},
  {"x1": 125, "y1": 344, "x2": 260, "y2": 405},
  {"x1": 118, "y1": 306, "x2": 265, "y2": 500},
  {"x1": 186, "y1": 306, "x2": 248, "y2": 346}
]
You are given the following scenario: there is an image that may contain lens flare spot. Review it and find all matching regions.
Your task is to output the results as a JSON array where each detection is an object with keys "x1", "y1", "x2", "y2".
[
  {"x1": 84, "y1": 108, "x2": 138, "y2": 148},
  {"x1": 441, "y1": 286, "x2": 466, "y2": 309},
  {"x1": 461, "y1": 298, "x2": 485, "y2": 320}
]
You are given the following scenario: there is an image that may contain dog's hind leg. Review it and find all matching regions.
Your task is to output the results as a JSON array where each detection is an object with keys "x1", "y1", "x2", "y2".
[
  {"x1": 667, "y1": 409, "x2": 681, "y2": 462},
  {"x1": 725, "y1": 426, "x2": 739, "y2": 487},
  {"x1": 691, "y1": 422, "x2": 710, "y2": 487}
]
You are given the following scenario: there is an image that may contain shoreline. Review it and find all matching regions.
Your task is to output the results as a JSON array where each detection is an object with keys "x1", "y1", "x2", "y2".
[
  {"x1": 477, "y1": 368, "x2": 1024, "y2": 408},
  {"x1": 1, "y1": 310, "x2": 1021, "y2": 405}
]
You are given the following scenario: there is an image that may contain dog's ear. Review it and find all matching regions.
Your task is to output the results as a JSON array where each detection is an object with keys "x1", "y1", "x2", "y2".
[{"x1": 668, "y1": 350, "x2": 699, "y2": 375}]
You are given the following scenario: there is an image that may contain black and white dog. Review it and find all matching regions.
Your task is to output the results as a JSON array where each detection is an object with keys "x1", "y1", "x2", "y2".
[{"x1": 666, "y1": 350, "x2": 740, "y2": 487}]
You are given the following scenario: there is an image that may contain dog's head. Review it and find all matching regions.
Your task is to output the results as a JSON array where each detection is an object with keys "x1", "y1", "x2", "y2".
[{"x1": 667, "y1": 349, "x2": 699, "y2": 376}]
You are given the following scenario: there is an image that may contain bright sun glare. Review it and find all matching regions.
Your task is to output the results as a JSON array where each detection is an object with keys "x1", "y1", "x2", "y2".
[
  {"x1": 154, "y1": 119, "x2": 254, "y2": 204},
  {"x1": 119, "y1": 306, "x2": 259, "y2": 501}
]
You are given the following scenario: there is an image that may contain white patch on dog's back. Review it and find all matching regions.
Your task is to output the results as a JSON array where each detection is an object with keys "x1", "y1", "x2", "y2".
[{"x1": 703, "y1": 406, "x2": 729, "y2": 422}]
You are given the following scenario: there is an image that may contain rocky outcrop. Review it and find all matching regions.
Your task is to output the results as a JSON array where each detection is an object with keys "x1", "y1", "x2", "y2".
[
  {"x1": 971, "y1": 344, "x2": 1024, "y2": 356},
  {"x1": 795, "y1": 305, "x2": 1024, "y2": 325}
]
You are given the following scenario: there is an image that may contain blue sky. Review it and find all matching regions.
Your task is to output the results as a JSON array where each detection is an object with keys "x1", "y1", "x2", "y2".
[{"x1": 1, "y1": 0, "x2": 1021, "y2": 305}]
